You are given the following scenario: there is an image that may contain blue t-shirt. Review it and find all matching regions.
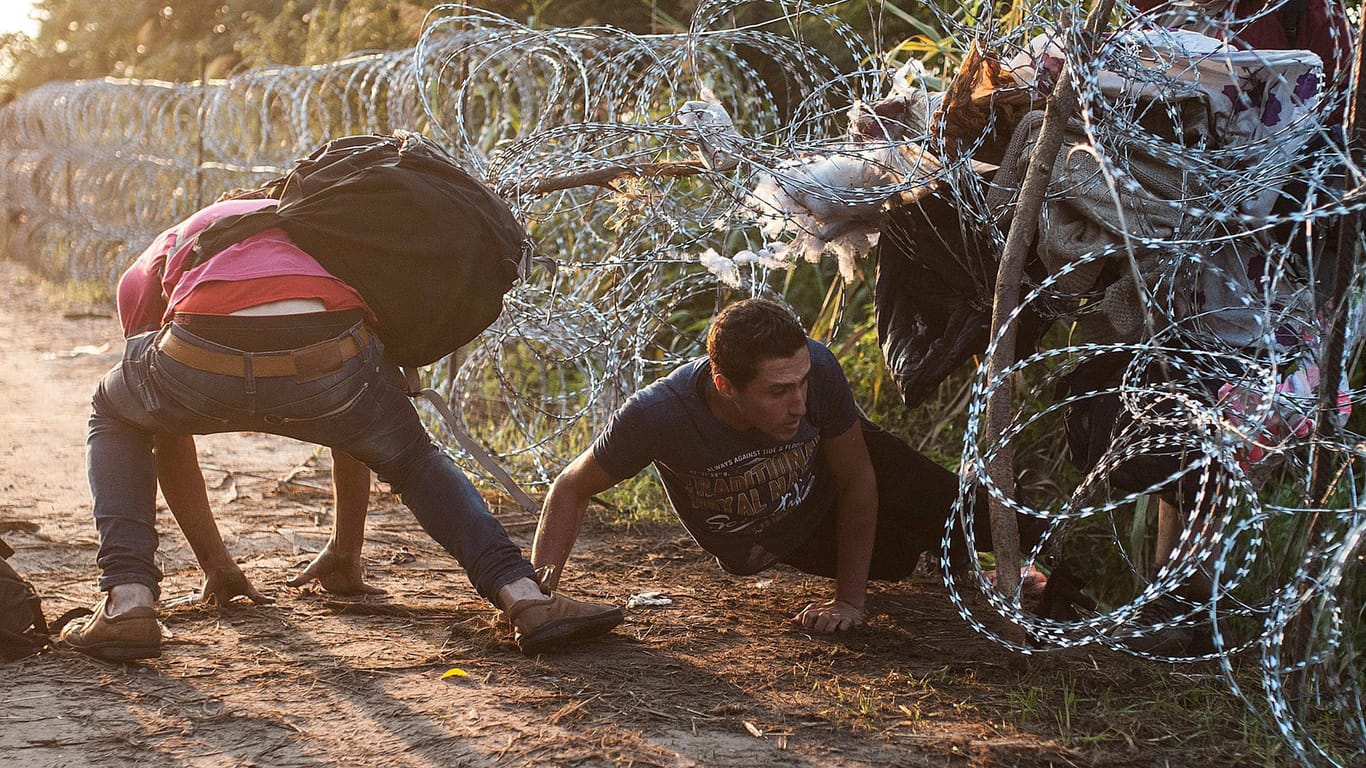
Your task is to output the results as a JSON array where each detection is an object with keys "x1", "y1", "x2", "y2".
[{"x1": 591, "y1": 339, "x2": 860, "y2": 574}]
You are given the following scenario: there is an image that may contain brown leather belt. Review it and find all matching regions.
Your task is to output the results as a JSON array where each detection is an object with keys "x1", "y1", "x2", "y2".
[{"x1": 157, "y1": 326, "x2": 369, "y2": 379}]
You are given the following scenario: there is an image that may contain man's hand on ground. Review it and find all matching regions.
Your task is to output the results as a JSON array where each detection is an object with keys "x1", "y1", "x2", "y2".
[
  {"x1": 792, "y1": 598, "x2": 864, "y2": 633},
  {"x1": 286, "y1": 545, "x2": 384, "y2": 595},
  {"x1": 199, "y1": 564, "x2": 274, "y2": 606}
]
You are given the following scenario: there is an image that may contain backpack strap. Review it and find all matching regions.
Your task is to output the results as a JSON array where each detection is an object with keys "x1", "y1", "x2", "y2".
[
  {"x1": 186, "y1": 208, "x2": 289, "y2": 268},
  {"x1": 26, "y1": 590, "x2": 47, "y2": 635},
  {"x1": 47, "y1": 607, "x2": 93, "y2": 635},
  {"x1": 0, "y1": 607, "x2": 90, "y2": 660},
  {"x1": 0, "y1": 626, "x2": 44, "y2": 660},
  {"x1": 403, "y1": 368, "x2": 539, "y2": 514}
]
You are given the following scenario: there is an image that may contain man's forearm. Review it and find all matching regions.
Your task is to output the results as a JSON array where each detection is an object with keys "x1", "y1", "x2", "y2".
[
  {"x1": 530, "y1": 484, "x2": 592, "y2": 592},
  {"x1": 832, "y1": 482, "x2": 877, "y2": 609},
  {"x1": 154, "y1": 433, "x2": 234, "y2": 572}
]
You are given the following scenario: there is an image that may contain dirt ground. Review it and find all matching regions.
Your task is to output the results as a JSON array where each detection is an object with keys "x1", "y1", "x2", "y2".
[{"x1": 0, "y1": 258, "x2": 1268, "y2": 767}]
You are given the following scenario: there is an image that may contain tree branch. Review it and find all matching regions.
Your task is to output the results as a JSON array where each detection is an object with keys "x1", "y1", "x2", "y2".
[
  {"x1": 983, "y1": 0, "x2": 1116, "y2": 604},
  {"x1": 519, "y1": 160, "x2": 708, "y2": 195}
]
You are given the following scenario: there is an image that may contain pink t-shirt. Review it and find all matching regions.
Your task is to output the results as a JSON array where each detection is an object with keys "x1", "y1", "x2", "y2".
[{"x1": 116, "y1": 199, "x2": 371, "y2": 336}]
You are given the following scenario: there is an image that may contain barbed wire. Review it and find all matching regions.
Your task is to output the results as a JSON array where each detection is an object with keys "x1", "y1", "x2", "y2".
[
  {"x1": 0, "y1": 1, "x2": 1361, "y2": 762},
  {"x1": 940, "y1": 4, "x2": 1364, "y2": 764}
]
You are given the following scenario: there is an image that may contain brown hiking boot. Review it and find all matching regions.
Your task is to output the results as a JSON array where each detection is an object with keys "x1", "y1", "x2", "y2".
[
  {"x1": 59, "y1": 595, "x2": 161, "y2": 661},
  {"x1": 504, "y1": 593, "x2": 623, "y2": 655}
]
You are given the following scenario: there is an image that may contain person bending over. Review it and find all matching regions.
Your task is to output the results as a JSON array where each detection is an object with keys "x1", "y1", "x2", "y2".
[
  {"x1": 532, "y1": 298, "x2": 1014, "y2": 634},
  {"x1": 60, "y1": 197, "x2": 622, "y2": 660}
]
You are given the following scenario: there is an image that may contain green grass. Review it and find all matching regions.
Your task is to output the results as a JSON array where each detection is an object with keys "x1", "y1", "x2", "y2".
[
  {"x1": 806, "y1": 669, "x2": 947, "y2": 730},
  {"x1": 1004, "y1": 662, "x2": 1287, "y2": 761},
  {"x1": 40, "y1": 277, "x2": 113, "y2": 308},
  {"x1": 593, "y1": 468, "x2": 676, "y2": 527}
]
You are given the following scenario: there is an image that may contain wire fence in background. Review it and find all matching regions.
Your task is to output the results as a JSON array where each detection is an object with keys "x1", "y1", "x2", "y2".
[{"x1": 0, "y1": 1, "x2": 1362, "y2": 762}]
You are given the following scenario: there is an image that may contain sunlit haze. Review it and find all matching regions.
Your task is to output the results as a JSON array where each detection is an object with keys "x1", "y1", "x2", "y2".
[{"x1": 0, "y1": 1, "x2": 39, "y2": 37}]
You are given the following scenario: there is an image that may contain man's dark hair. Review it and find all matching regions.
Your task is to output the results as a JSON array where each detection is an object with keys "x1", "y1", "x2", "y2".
[{"x1": 706, "y1": 298, "x2": 807, "y2": 387}]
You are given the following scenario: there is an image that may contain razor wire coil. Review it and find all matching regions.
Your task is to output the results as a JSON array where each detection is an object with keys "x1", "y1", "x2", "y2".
[{"x1": 0, "y1": 1, "x2": 1363, "y2": 763}]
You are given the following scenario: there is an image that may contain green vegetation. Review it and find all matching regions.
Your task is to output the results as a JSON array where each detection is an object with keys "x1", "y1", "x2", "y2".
[
  {"x1": 0, "y1": 2, "x2": 666, "y2": 100},
  {"x1": 0, "y1": 1, "x2": 936, "y2": 101},
  {"x1": 1005, "y1": 665, "x2": 1284, "y2": 758}
]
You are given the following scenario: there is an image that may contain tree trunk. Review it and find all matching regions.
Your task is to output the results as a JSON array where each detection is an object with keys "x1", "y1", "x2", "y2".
[{"x1": 983, "y1": 0, "x2": 1116, "y2": 603}]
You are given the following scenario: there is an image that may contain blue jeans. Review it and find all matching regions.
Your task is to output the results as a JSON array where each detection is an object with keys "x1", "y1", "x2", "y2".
[{"x1": 87, "y1": 315, "x2": 534, "y2": 604}]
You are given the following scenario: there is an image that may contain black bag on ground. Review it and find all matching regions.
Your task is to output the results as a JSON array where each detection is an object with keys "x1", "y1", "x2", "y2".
[
  {"x1": 0, "y1": 537, "x2": 49, "y2": 660},
  {"x1": 191, "y1": 132, "x2": 534, "y2": 367}
]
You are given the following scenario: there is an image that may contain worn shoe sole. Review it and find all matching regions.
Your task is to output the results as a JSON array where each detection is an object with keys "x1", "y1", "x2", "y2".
[
  {"x1": 516, "y1": 607, "x2": 624, "y2": 655},
  {"x1": 63, "y1": 635, "x2": 162, "y2": 661},
  {"x1": 59, "y1": 608, "x2": 162, "y2": 662}
]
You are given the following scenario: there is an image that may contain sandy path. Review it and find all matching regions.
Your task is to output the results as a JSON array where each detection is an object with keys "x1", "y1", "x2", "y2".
[{"x1": 0, "y1": 258, "x2": 1263, "y2": 767}]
